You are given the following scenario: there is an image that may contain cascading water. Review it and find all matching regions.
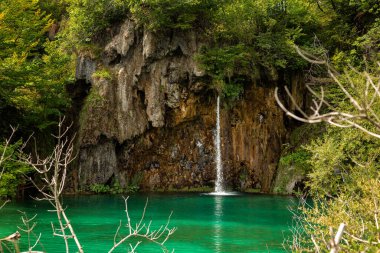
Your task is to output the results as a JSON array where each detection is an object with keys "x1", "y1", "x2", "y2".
[
  {"x1": 214, "y1": 96, "x2": 224, "y2": 193},
  {"x1": 201, "y1": 96, "x2": 238, "y2": 196}
]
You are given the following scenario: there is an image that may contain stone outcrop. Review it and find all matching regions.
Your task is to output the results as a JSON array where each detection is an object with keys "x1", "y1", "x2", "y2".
[
  {"x1": 72, "y1": 18, "x2": 298, "y2": 193},
  {"x1": 224, "y1": 86, "x2": 287, "y2": 192}
]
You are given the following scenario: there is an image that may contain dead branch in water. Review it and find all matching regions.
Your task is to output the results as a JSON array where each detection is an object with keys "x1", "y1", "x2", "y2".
[
  {"x1": 20, "y1": 117, "x2": 83, "y2": 253},
  {"x1": 108, "y1": 196, "x2": 176, "y2": 253}
]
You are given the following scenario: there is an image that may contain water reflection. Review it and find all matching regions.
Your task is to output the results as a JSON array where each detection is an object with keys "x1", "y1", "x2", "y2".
[{"x1": 214, "y1": 196, "x2": 223, "y2": 253}]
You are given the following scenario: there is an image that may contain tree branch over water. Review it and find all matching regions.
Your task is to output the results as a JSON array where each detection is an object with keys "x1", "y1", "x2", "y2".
[
  {"x1": 20, "y1": 117, "x2": 83, "y2": 253},
  {"x1": 275, "y1": 46, "x2": 380, "y2": 139},
  {"x1": 0, "y1": 127, "x2": 18, "y2": 211},
  {"x1": 109, "y1": 196, "x2": 176, "y2": 253},
  {"x1": 15, "y1": 117, "x2": 176, "y2": 253},
  {"x1": 278, "y1": 46, "x2": 380, "y2": 252},
  {"x1": 0, "y1": 126, "x2": 17, "y2": 183}
]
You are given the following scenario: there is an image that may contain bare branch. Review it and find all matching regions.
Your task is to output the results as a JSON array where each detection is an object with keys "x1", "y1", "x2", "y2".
[
  {"x1": 330, "y1": 223, "x2": 345, "y2": 253},
  {"x1": 108, "y1": 197, "x2": 176, "y2": 253},
  {"x1": 0, "y1": 126, "x2": 18, "y2": 180},
  {"x1": 344, "y1": 231, "x2": 380, "y2": 245},
  {"x1": 17, "y1": 211, "x2": 43, "y2": 252},
  {"x1": 295, "y1": 46, "x2": 326, "y2": 65},
  {"x1": 20, "y1": 117, "x2": 83, "y2": 253},
  {"x1": 276, "y1": 48, "x2": 380, "y2": 139},
  {"x1": 0, "y1": 200, "x2": 10, "y2": 210},
  {"x1": 311, "y1": 235, "x2": 321, "y2": 253}
]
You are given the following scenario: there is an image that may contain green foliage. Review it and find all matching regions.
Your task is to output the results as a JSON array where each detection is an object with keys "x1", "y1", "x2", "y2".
[
  {"x1": 195, "y1": 0, "x2": 379, "y2": 99},
  {"x1": 90, "y1": 183, "x2": 111, "y2": 194},
  {"x1": 0, "y1": 141, "x2": 32, "y2": 198},
  {"x1": 274, "y1": 124, "x2": 324, "y2": 194},
  {"x1": 83, "y1": 88, "x2": 105, "y2": 109},
  {"x1": 127, "y1": 0, "x2": 222, "y2": 31},
  {"x1": 195, "y1": 0, "x2": 324, "y2": 99},
  {"x1": 197, "y1": 45, "x2": 253, "y2": 80},
  {"x1": 213, "y1": 0, "x2": 322, "y2": 66},
  {"x1": 60, "y1": 0, "x2": 380, "y2": 104},
  {"x1": 317, "y1": 63, "x2": 380, "y2": 136},
  {"x1": 0, "y1": 0, "x2": 51, "y2": 110},
  {"x1": 196, "y1": 45, "x2": 249, "y2": 100},
  {"x1": 279, "y1": 148, "x2": 311, "y2": 171},
  {"x1": 289, "y1": 124, "x2": 327, "y2": 147},
  {"x1": 89, "y1": 179, "x2": 140, "y2": 194},
  {"x1": 126, "y1": 172, "x2": 143, "y2": 192},
  {"x1": 89, "y1": 182, "x2": 126, "y2": 194},
  {"x1": 306, "y1": 127, "x2": 380, "y2": 196},
  {"x1": 78, "y1": 88, "x2": 106, "y2": 136},
  {"x1": 292, "y1": 163, "x2": 380, "y2": 252},
  {"x1": 92, "y1": 69, "x2": 113, "y2": 80},
  {"x1": 110, "y1": 181, "x2": 124, "y2": 194},
  {"x1": 289, "y1": 63, "x2": 380, "y2": 251},
  {"x1": 64, "y1": 0, "x2": 129, "y2": 45},
  {"x1": 38, "y1": 0, "x2": 68, "y2": 21},
  {"x1": 0, "y1": 0, "x2": 51, "y2": 59},
  {"x1": 275, "y1": 146, "x2": 312, "y2": 195},
  {"x1": 89, "y1": 173, "x2": 142, "y2": 194},
  {"x1": 311, "y1": 0, "x2": 380, "y2": 63},
  {"x1": 221, "y1": 82, "x2": 244, "y2": 101},
  {"x1": 0, "y1": 0, "x2": 76, "y2": 198},
  {"x1": 0, "y1": 0, "x2": 73, "y2": 134}
]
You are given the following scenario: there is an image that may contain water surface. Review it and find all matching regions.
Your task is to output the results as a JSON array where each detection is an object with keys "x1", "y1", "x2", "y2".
[{"x1": 0, "y1": 193, "x2": 296, "y2": 252}]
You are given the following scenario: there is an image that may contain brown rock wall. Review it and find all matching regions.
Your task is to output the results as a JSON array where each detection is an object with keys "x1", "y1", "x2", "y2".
[{"x1": 74, "y1": 18, "x2": 297, "y2": 193}]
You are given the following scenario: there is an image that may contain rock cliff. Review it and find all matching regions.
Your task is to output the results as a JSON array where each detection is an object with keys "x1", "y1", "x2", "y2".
[{"x1": 72, "y1": 18, "x2": 301, "y2": 193}]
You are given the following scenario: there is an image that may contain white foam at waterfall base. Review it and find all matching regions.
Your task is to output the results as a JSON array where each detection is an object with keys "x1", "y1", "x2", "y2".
[{"x1": 201, "y1": 191, "x2": 240, "y2": 196}]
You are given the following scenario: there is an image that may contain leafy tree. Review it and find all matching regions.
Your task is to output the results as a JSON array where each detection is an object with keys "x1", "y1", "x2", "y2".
[
  {"x1": 195, "y1": 0, "x2": 324, "y2": 100},
  {"x1": 0, "y1": 140, "x2": 32, "y2": 198},
  {"x1": 127, "y1": 0, "x2": 222, "y2": 31},
  {"x1": 278, "y1": 52, "x2": 380, "y2": 252},
  {"x1": 64, "y1": 0, "x2": 129, "y2": 45},
  {"x1": 0, "y1": 0, "x2": 51, "y2": 109},
  {"x1": 307, "y1": 0, "x2": 380, "y2": 64},
  {"x1": 0, "y1": 0, "x2": 73, "y2": 135},
  {"x1": 288, "y1": 125, "x2": 380, "y2": 252},
  {"x1": 196, "y1": 45, "x2": 250, "y2": 100},
  {"x1": 38, "y1": 0, "x2": 68, "y2": 21}
]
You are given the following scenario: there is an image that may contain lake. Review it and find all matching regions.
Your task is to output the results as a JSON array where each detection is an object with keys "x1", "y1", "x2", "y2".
[{"x1": 0, "y1": 193, "x2": 297, "y2": 252}]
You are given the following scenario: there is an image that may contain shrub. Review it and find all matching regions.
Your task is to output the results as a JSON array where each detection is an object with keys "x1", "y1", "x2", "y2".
[
  {"x1": 90, "y1": 183, "x2": 111, "y2": 194},
  {"x1": 0, "y1": 141, "x2": 32, "y2": 198},
  {"x1": 196, "y1": 45, "x2": 251, "y2": 100},
  {"x1": 92, "y1": 69, "x2": 113, "y2": 80},
  {"x1": 127, "y1": 0, "x2": 222, "y2": 31},
  {"x1": 286, "y1": 126, "x2": 380, "y2": 251},
  {"x1": 65, "y1": 0, "x2": 129, "y2": 44}
]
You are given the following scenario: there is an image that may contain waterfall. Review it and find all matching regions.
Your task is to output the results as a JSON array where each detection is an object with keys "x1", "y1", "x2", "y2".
[
  {"x1": 201, "y1": 96, "x2": 237, "y2": 196},
  {"x1": 214, "y1": 96, "x2": 224, "y2": 193}
]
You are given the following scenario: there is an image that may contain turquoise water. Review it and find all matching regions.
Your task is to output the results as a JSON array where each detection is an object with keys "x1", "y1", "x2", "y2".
[{"x1": 0, "y1": 193, "x2": 296, "y2": 252}]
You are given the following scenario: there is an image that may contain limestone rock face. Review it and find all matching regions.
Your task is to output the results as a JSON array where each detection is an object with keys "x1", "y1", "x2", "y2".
[
  {"x1": 75, "y1": 56, "x2": 96, "y2": 83},
  {"x1": 73, "y1": 18, "x2": 297, "y2": 193},
  {"x1": 78, "y1": 141, "x2": 117, "y2": 187},
  {"x1": 225, "y1": 86, "x2": 287, "y2": 192}
]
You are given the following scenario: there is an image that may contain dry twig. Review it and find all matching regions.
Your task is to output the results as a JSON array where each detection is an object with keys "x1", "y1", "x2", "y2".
[
  {"x1": 275, "y1": 46, "x2": 380, "y2": 139},
  {"x1": 0, "y1": 126, "x2": 18, "y2": 185},
  {"x1": 108, "y1": 196, "x2": 176, "y2": 253},
  {"x1": 17, "y1": 211, "x2": 44, "y2": 253},
  {"x1": 20, "y1": 117, "x2": 83, "y2": 253}
]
